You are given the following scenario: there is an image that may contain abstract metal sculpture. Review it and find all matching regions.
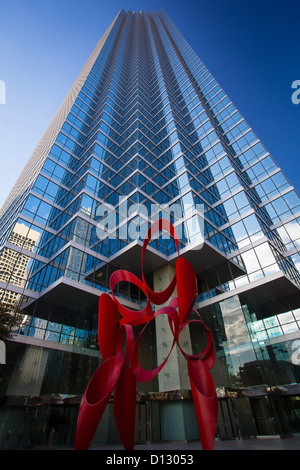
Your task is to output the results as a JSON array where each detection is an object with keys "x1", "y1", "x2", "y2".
[{"x1": 75, "y1": 219, "x2": 218, "y2": 450}]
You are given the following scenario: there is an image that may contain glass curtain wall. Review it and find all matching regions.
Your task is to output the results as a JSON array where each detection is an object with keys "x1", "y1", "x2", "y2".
[{"x1": 0, "y1": 9, "x2": 299, "y2": 446}]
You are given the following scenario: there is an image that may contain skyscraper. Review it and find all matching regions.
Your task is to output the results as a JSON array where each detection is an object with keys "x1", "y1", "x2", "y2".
[{"x1": 0, "y1": 9, "x2": 299, "y2": 448}]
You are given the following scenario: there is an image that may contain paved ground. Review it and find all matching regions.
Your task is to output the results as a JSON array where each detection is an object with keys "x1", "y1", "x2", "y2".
[{"x1": 77, "y1": 435, "x2": 300, "y2": 451}]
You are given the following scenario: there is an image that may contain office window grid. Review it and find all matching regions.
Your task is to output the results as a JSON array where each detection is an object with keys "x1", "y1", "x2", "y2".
[{"x1": 0, "y1": 9, "x2": 299, "y2": 307}]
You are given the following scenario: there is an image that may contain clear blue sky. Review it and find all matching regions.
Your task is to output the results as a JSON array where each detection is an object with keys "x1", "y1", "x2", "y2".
[{"x1": 0, "y1": 0, "x2": 299, "y2": 210}]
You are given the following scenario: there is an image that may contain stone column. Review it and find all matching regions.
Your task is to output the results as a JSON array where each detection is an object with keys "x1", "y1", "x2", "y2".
[
  {"x1": 153, "y1": 264, "x2": 199, "y2": 440},
  {"x1": 154, "y1": 264, "x2": 193, "y2": 391}
]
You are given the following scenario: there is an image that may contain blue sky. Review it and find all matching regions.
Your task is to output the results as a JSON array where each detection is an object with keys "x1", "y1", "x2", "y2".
[{"x1": 0, "y1": 0, "x2": 299, "y2": 209}]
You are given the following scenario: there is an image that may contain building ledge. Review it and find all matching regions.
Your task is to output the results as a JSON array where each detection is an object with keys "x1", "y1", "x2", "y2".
[
  {"x1": 9, "y1": 333, "x2": 100, "y2": 357},
  {"x1": 93, "y1": 238, "x2": 245, "y2": 282},
  {"x1": 196, "y1": 270, "x2": 300, "y2": 310},
  {"x1": 22, "y1": 275, "x2": 139, "y2": 313}
]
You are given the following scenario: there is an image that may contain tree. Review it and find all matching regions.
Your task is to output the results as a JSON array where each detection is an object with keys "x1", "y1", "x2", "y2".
[{"x1": 0, "y1": 303, "x2": 21, "y2": 342}]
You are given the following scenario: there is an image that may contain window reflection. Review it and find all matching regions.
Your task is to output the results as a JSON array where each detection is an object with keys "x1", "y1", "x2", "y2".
[
  {"x1": 0, "y1": 222, "x2": 41, "y2": 307},
  {"x1": 277, "y1": 219, "x2": 300, "y2": 250},
  {"x1": 219, "y1": 295, "x2": 257, "y2": 382}
]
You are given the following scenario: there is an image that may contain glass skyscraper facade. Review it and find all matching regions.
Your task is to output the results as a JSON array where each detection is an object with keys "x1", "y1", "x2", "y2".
[{"x1": 0, "y1": 9, "x2": 300, "y2": 448}]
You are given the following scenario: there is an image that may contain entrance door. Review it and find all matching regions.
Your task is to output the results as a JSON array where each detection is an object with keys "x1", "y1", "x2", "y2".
[
  {"x1": 217, "y1": 399, "x2": 241, "y2": 440},
  {"x1": 135, "y1": 402, "x2": 151, "y2": 443}
]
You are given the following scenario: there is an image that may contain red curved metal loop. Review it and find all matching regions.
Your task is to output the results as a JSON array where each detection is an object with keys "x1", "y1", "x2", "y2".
[
  {"x1": 176, "y1": 257, "x2": 198, "y2": 325},
  {"x1": 98, "y1": 293, "x2": 119, "y2": 360},
  {"x1": 132, "y1": 305, "x2": 179, "y2": 382},
  {"x1": 115, "y1": 324, "x2": 134, "y2": 368},
  {"x1": 141, "y1": 219, "x2": 179, "y2": 305},
  {"x1": 110, "y1": 269, "x2": 153, "y2": 326},
  {"x1": 168, "y1": 297, "x2": 179, "y2": 309},
  {"x1": 191, "y1": 309, "x2": 215, "y2": 370},
  {"x1": 176, "y1": 318, "x2": 213, "y2": 362},
  {"x1": 167, "y1": 297, "x2": 179, "y2": 336}
]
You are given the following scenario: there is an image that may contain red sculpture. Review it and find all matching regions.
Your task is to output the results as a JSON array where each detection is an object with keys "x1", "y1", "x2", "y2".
[{"x1": 75, "y1": 219, "x2": 218, "y2": 450}]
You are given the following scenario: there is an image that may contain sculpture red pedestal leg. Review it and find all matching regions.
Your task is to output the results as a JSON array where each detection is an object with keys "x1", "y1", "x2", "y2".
[
  {"x1": 187, "y1": 358, "x2": 218, "y2": 450},
  {"x1": 113, "y1": 365, "x2": 137, "y2": 450},
  {"x1": 75, "y1": 356, "x2": 121, "y2": 450}
]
